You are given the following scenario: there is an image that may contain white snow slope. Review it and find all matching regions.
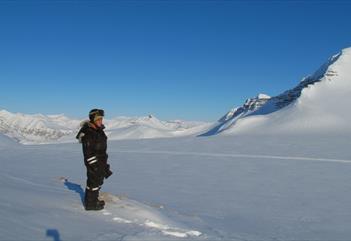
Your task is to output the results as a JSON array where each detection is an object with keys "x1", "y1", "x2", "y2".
[
  {"x1": 203, "y1": 47, "x2": 351, "y2": 136},
  {"x1": 0, "y1": 110, "x2": 210, "y2": 144},
  {"x1": 1, "y1": 134, "x2": 351, "y2": 241}
]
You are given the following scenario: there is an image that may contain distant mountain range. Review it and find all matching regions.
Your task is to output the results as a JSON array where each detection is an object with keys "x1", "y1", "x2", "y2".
[
  {"x1": 0, "y1": 110, "x2": 211, "y2": 144},
  {"x1": 1, "y1": 47, "x2": 350, "y2": 144}
]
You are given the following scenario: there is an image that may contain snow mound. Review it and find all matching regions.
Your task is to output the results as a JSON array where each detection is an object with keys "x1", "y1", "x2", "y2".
[
  {"x1": 204, "y1": 47, "x2": 351, "y2": 136},
  {"x1": 106, "y1": 125, "x2": 174, "y2": 140},
  {"x1": 98, "y1": 192, "x2": 202, "y2": 238}
]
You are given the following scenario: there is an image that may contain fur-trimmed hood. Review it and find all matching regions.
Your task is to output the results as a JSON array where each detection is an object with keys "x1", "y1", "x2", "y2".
[{"x1": 76, "y1": 120, "x2": 105, "y2": 143}]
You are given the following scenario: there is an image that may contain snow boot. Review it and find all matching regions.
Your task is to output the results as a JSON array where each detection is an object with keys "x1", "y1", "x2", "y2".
[
  {"x1": 85, "y1": 201, "x2": 104, "y2": 211},
  {"x1": 84, "y1": 189, "x2": 104, "y2": 211},
  {"x1": 97, "y1": 199, "x2": 105, "y2": 206}
]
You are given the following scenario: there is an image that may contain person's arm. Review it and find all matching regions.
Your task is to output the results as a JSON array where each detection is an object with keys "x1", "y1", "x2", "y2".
[{"x1": 82, "y1": 132, "x2": 99, "y2": 167}]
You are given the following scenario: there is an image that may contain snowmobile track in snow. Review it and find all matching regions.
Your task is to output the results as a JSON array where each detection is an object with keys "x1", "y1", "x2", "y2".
[{"x1": 113, "y1": 149, "x2": 351, "y2": 164}]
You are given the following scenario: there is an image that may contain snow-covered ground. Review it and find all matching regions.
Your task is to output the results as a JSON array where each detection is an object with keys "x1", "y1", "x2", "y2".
[{"x1": 1, "y1": 133, "x2": 351, "y2": 241}]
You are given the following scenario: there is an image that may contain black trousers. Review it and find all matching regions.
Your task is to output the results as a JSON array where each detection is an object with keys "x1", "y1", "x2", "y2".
[{"x1": 84, "y1": 163, "x2": 104, "y2": 204}]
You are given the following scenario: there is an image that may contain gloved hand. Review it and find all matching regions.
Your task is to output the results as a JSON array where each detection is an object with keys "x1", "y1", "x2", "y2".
[{"x1": 104, "y1": 164, "x2": 113, "y2": 179}]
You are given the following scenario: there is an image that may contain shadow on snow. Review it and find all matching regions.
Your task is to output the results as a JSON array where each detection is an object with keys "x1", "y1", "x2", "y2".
[
  {"x1": 46, "y1": 229, "x2": 61, "y2": 241},
  {"x1": 64, "y1": 179, "x2": 84, "y2": 205}
]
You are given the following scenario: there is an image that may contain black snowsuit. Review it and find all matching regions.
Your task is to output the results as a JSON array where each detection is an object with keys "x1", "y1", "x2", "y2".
[{"x1": 76, "y1": 121, "x2": 111, "y2": 207}]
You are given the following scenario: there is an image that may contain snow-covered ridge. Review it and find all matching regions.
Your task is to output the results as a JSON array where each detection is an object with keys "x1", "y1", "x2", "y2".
[
  {"x1": 219, "y1": 93, "x2": 271, "y2": 123},
  {"x1": 200, "y1": 93, "x2": 271, "y2": 136},
  {"x1": 0, "y1": 110, "x2": 78, "y2": 144},
  {"x1": 203, "y1": 47, "x2": 351, "y2": 136},
  {"x1": 0, "y1": 110, "x2": 211, "y2": 144}
]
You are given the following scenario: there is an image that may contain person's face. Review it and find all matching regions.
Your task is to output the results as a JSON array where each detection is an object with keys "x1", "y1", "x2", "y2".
[{"x1": 95, "y1": 118, "x2": 103, "y2": 127}]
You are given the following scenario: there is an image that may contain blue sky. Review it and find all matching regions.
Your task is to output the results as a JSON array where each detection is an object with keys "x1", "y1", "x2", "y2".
[{"x1": 1, "y1": 1, "x2": 351, "y2": 121}]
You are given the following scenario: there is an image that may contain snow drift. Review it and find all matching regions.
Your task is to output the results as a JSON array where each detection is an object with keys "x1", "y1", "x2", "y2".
[{"x1": 203, "y1": 47, "x2": 351, "y2": 136}]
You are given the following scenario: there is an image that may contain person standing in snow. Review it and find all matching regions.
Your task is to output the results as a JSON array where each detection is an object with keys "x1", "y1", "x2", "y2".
[{"x1": 76, "y1": 109, "x2": 113, "y2": 210}]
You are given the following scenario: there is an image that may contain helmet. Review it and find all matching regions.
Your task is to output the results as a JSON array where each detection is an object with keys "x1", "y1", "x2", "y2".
[{"x1": 89, "y1": 109, "x2": 105, "y2": 122}]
